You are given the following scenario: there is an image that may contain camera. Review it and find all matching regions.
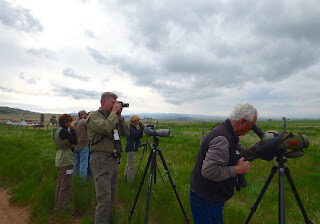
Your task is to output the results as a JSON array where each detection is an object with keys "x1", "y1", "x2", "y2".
[
  {"x1": 118, "y1": 101, "x2": 129, "y2": 108},
  {"x1": 144, "y1": 126, "x2": 170, "y2": 137}
]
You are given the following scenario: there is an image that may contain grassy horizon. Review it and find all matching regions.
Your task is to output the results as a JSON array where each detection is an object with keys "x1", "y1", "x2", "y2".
[{"x1": 0, "y1": 121, "x2": 319, "y2": 223}]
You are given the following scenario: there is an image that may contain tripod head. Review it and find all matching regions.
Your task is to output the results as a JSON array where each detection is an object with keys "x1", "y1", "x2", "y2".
[{"x1": 152, "y1": 136, "x2": 160, "y2": 149}]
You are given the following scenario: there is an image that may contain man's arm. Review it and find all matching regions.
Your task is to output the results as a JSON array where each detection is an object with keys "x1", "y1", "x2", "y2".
[
  {"x1": 87, "y1": 112, "x2": 119, "y2": 137},
  {"x1": 129, "y1": 124, "x2": 144, "y2": 138},
  {"x1": 201, "y1": 136, "x2": 237, "y2": 182},
  {"x1": 237, "y1": 143, "x2": 257, "y2": 158}
]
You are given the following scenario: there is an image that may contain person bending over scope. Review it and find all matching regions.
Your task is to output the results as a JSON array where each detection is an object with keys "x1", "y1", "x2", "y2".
[{"x1": 190, "y1": 103, "x2": 262, "y2": 224}]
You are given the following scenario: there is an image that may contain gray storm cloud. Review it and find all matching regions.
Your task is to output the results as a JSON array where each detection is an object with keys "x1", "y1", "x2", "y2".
[
  {"x1": 0, "y1": 85, "x2": 15, "y2": 93},
  {"x1": 53, "y1": 85, "x2": 101, "y2": 100},
  {"x1": 26, "y1": 48, "x2": 56, "y2": 60},
  {"x1": 87, "y1": 0, "x2": 320, "y2": 105},
  {"x1": 20, "y1": 72, "x2": 37, "y2": 85},
  {"x1": 62, "y1": 68, "x2": 90, "y2": 81},
  {"x1": 52, "y1": 85, "x2": 125, "y2": 101},
  {"x1": 0, "y1": 0, "x2": 43, "y2": 33},
  {"x1": 85, "y1": 29, "x2": 96, "y2": 39}
]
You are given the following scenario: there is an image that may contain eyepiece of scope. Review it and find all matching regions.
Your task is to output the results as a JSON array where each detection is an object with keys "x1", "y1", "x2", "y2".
[{"x1": 252, "y1": 125, "x2": 265, "y2": 139}]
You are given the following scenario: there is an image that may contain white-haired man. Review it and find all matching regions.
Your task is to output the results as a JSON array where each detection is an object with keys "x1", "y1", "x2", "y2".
[{"x1": 190, "y1": 103, "x2": 258, "y2": 224}]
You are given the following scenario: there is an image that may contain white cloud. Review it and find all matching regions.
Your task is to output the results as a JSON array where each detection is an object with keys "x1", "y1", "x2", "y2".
[
  {"x1": 0, "y1": 0, "x2": 43, "y2": 33},
  {"x1": 0, "y1": 0, "x2": 319, "y2": 117}
]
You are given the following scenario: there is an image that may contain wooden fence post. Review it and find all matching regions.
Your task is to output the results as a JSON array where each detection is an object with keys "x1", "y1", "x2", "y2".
[
  {"x1": 200, "y1": 121, "x2": 206, "y2": 143},
  {"x1": 282, "y1": 117, "x2": 287, "y2": 133}
]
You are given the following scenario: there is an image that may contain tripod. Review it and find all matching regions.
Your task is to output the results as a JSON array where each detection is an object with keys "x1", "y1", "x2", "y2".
[
  {"x1": 133, "y1": 141, "x2": 164, "y2": 185},
  {"x1": 128, "y1": 136, "x2": 190, "y2": 224},
  {"x1": 245, "y1": 153, "x2": 313, "y2": 224}
]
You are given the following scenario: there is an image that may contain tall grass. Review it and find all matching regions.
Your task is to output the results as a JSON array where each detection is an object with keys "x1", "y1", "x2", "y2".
[{"x1": 0, "y1": 121, "x2": 319, "y2": 223}]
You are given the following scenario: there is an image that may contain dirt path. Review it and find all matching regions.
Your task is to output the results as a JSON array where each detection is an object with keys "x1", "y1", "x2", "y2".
[{"x1": 0, "y1": 188, "x2": 29, "y2": 224}]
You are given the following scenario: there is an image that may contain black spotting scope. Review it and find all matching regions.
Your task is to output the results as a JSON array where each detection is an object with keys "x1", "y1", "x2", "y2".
[
  {"x1": 251, "y1": 125, "x2": 309, "y2": 160},
  {"x1": 144, "y1": 126, "x2": 170, "y2": 137}
]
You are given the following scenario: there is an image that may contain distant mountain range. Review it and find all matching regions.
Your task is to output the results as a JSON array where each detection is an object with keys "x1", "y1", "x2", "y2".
[
  {"x1": 0, "y1": 106, "x2": 54, "y2": 116},
  {"x1": 68, "y1": 112, "x2": 225, "y2": 121},
  {"x1": 1, "y1": 106, "x2": 317, "y2": 121},
  {"x1": 0, "y1": 106, "x2": 225, "y2": 122},
  {"x1": 131, "y1": 112, "x2": 226, "y2": 121}
]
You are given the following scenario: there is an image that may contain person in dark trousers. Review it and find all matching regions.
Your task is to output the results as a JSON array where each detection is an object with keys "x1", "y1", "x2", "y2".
[
  {"x1": 51, "y1": 114, "x2": 77, "y2": 212},
  {"x1": 190, "y1": 103, "x2": 258, "y2": 224},
  {"x1": 124, "y1": 115, "x2": 144, "y2": 183}
]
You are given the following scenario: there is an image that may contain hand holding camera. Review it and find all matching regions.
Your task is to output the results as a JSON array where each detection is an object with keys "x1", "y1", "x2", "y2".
[{"x1": 111, "y1": 101, "x2": 121, "y2": 113}]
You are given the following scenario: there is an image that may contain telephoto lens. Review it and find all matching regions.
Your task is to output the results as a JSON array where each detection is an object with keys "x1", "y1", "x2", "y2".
[
  {"x1": 144, "y1": 127, "x2": 170, "y2": 137},
  {"x1": 118, "y1": 101, "x2": 129, "y2": 107}
]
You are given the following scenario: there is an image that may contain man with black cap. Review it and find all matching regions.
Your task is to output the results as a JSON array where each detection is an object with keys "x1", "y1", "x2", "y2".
[{"x1": 73, "y1": 110, "x2": 89, "y2": 179}]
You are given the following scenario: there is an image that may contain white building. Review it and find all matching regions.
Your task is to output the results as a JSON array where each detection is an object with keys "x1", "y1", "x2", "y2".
[
  {"x1": 20, "y1": 119, "x2": 33, "y2": 126},
  {"x1": 6, "y1": 119, "x2": 19, "y2": 125}
]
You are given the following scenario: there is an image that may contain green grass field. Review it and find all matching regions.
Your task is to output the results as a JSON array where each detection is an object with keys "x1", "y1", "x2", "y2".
[{"x1": 0, "y1": 120, "x2": 319, "y2": 224}]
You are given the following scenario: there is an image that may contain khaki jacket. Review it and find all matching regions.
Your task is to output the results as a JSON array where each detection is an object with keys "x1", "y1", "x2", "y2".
[
  {"x1": 87, "y1": 108, "x2": 130, "y2": 153},
  {"x1": 73, "y1": 118, "x2": 89, "y2": 150}
]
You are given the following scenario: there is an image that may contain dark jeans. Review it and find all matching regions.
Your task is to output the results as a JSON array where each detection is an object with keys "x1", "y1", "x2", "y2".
[
  {"x1": 88, "y1": 150, "x2": 92, "y2": 177},
  {"x1": 190, "y1": 188, "x2": 225, "y2": 224}
]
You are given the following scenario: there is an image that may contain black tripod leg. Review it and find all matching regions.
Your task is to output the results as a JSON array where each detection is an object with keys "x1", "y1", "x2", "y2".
[
  {"x1": 245, "y1": 165, "x2": 278, "y2": 224},
  {"x1": 284, "y1": 167, "x2": 314, "y2": 224},
  {"x1": 128, "y1": 149, "x2": 153, "y2": 223},
  {"x1": 156, "y1": 163, "x2": 165, "y2": 184},
  {"x1": 279, "y1": 167, "x2": 285, "y2": 224},
  {"x1": 144, "y1": 150, "x2": 157, "y2": 224},
  {"x1": 134, "y1": 145, "x2": 147, "y2": 184},
  {"x1": 157, "y1": 149, "x2": 190, "y2": 224},
  {"x1": 153, "y1": 151, "x2": 157, "y2": 184}
]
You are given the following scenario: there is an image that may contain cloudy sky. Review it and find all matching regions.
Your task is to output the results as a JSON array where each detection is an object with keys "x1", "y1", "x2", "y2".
[{"x1": 0, "y1": 0, "x2": 320, "y2": 118}]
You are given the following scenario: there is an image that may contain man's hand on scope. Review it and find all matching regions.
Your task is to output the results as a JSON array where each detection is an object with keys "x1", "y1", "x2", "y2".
[
  {"x1": 255, "y1": 130, "x2": 279, "y2": 144},
  {"x1": 235, "y1": 157, "x2": 250, "y2": 174},
  {"x1": 266, "y1": 130, "x2": 278, "y2": 134}
]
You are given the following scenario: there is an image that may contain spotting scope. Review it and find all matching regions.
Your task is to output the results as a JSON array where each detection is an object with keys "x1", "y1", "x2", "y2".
[
  {"x1": 144, "y1": 127, "x2": 170, "y2": 137},
  {"x1": 251, "y1": 125, "x2": 309, "y2": 160}
]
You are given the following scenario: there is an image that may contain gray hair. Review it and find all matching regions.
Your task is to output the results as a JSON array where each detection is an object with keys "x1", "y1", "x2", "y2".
[
  {"x1": 100, "y1": 92, "x2": 118, "y2": 104},
  {"x1": 229, "y1": 103, "x2": 258, "y2": 122},
  {"x1": 78, "y1": 110, "x2": 87, "y2": 117}
]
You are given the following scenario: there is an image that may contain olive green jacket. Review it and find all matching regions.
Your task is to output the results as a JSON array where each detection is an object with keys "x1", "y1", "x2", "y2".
[
  {"x1": 87, "y1": 108, "x2": 130, "y2": 153},
  {"x1": 51, "y1": 126, "x2": 75, "y2": 167}
]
